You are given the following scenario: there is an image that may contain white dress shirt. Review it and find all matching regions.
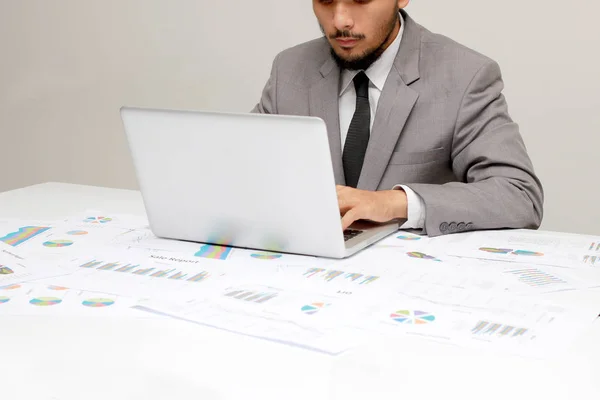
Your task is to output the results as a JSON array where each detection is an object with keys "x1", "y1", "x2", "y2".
[{"x1": 338, "y1": 12, "x2": 425, "y2": 229}]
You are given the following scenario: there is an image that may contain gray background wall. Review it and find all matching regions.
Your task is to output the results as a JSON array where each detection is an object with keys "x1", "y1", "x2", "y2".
[{"x1": 1, "y1": 0, "x2": 598, "y2": 235}]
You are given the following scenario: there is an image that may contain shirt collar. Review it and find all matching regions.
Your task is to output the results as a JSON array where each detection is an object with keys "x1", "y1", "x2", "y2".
[{"x1": 339, "y1": 12, "x2": 405, "y2": 96}]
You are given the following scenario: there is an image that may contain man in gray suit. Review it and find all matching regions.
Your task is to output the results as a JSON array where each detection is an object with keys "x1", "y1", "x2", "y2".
[{"x1": 253, "y1": 0, "x2": 543, "y2": 237}]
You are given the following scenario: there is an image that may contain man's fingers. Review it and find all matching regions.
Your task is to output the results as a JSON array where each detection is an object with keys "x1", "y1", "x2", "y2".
[
  {"x1": 341, "y1": 208, "x2": 361, "y2": 231},
  {"x1": 337, "y1": 189, "x2": 353, "y2": 214},
  {"x1": 338, "y1": 196, "x2": 351, "y2": 214}
]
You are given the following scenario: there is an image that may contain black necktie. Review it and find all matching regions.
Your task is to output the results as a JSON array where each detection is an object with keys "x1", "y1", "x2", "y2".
[{"x1": 342, "y1": 72, "x2": 371, "y2": 188}]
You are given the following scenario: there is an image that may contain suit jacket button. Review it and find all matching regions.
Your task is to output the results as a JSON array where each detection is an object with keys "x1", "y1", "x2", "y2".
[
  {"x1": 440, "y1": 222, "x2": 449, "y2": 233},
  {"x1": 449, "y1": 222, "x2": 458, "y2": 233},
  {"x1": 457, "y1": 222, "x2": 466, "y2": 232},
  {"x1": 466, "y1": 223, "x2": 474, "y2": 230}
]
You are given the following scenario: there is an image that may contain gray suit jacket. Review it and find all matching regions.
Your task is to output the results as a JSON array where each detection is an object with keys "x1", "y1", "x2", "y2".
[{"x1": 252, "y1": 11, "x2": 543, "y2": 237}]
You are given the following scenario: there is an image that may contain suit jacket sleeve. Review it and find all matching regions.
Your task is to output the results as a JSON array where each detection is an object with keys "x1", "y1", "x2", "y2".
[
  {"x1": 251, "y1": 54, "x2": 280, "y2": 114},
  {"x1": 406, "y1": 61, "x2": 544, "y2": 236}
]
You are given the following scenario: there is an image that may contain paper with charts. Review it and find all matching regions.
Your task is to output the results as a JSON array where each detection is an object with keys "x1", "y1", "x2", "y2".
[
  {"x1": 1, "y1": 211, "x2": 599, "y2": 358},
  {"x1": 329, "y1": 240, "x2": 600, "y2": 294},
  {"x1": 0, "y1": 280, "x2": 158, "y2": 319},
  {"x1": 134, "y1": 260, "x2": 599, "y2": 358},
  {"x1": 0, "y1": 212, "x2": 147, "y2": 262},
  {"x1": 436, "y1": 229, "x2": 600, "y2": 269},
  {"x1": 0, "y1": 242, "x2": 67, "y2": 286}
]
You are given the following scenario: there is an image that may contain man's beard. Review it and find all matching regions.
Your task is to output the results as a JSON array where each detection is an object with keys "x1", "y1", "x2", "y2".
[{"x1": 324, "y1": 11, "x2": 399, "y2": 71}]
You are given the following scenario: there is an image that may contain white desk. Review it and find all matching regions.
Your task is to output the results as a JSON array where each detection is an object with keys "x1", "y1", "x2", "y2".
[{"x1": 2, "y1": 182, "x2": 600, "y2": 400}]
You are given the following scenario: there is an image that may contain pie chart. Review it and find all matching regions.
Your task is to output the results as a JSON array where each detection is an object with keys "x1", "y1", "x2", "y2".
[
  {"x1": 0, "y1": 266, "x2": 14, "y2": 275},
  {"x1": 390, "y1": 310, "x2": 436, "y2": 325},
  {"x1": 301, "y1": 302, "x2": 328, "y2": 315},
  {"x1": 0, "y1": 296, "x2": 10, "y2": 304},
  {"x1": 43, "y1": 240, "x2": 74, "y2": 248},
  {"x1": 30, "y1": 297, "x2": 62, "y2": 307},
  {"x1": 85, "y1": 217, "x2": 112, "y2": 224},
  {"x1": 82, "y1": 298, "x2": 115, "y2": 308}
]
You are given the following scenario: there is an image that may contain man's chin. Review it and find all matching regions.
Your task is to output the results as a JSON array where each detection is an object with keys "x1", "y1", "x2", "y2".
[
  {"x1": 331, "y1": 46, "x2": 365, "y2": 63},
  {"x1": 333, "y1": 52, "x2": 361, "y2": 64},
  {"x1": 330, "y1": 47, "x2": 377, "y2": 71}
]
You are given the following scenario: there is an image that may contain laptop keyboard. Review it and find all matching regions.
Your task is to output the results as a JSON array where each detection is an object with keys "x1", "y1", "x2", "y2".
[{"x1": 343, "y1": 229, "x2": 363, "y2": 242}]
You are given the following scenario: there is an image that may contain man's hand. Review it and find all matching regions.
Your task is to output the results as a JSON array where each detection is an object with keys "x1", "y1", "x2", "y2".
[{"x1": 337, "y1": 185, "x2": 408, "y2": 231}]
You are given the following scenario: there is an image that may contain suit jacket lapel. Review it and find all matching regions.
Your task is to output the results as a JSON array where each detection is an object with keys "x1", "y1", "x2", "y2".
[
  {"x1": 358, "y1": 11, "x2": 422, "y2": 191},
  {"x1": 309, "y1": 57, "x2": 345, "y2": 185}
]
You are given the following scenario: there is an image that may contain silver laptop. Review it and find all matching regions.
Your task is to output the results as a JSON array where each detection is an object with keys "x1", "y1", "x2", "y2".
[{"x1": 120, "y1": 106, "x2": 400, "y2": 258}]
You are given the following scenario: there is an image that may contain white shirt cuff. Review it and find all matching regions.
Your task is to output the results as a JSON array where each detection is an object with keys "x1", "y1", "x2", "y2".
[{"x1": 393, "y1": 185, "x2": 426, "y2": 229}]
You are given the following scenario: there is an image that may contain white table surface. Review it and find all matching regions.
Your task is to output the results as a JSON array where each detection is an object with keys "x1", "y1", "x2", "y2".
[{"x1": 2, "y1": 182, "x2": 600, "y2": 400}]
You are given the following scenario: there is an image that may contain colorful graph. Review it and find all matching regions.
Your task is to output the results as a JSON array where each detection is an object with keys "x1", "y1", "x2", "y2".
[
  {"x1": 360, "y1": 276, "x2": 379, "y2": 285},
  {"x1": 324, "y1": 270, "x2": 344, "y2": 282},
  {"x1": 47, "y1": 285, "x2": 69, "y2": 291},
  {"x1": 304, "y1": 268, "x2": 326, "y2": 278},
  {"x1": 132, "y1": 267, "x2": 155, "y2": 276},
  {"x1": 150, "y1": 268, "x2": 176, "y2": 278},
  {"x1": 304, "y1": 268, "x2": 343, "y2": 282},
  {"x1": 168, "y1": 271, "x2": 188, "y2": 280},
  {"x1": 84, "y1": 217, "x2": 112, "y2": 224},
  {"x1": 479, "y1": 248, "x2": 544, "y2": 257},
  {"x1": 225, "y1": 289, "x2": 278, "y2": 304},
  {"x1": 390, "y1": 310, "x2": 436, "y2": 325},
  {"x1": 29, "y1": 297, "x2": 62, "y2": 307},
  {"x1": 397, "y1": 235, "x2": 421, "y2": 241},
  {"x1": 99, "y1": 262, "x2": 121, "y2": 271},
  {"x1": 480, "y1": 247, "x2": 513, "y2": 254},
  {"x1": 115, "y1": 264, "x2": 139, "y2": 273},
  {"x1": 195, "y1": 244, "x2": 232, "y2": 260},
  {"x1": 345, "y1": 273, "x2": 363, "y2": 282},
  {"x1": 0, "y1": 296, "x2": 10, "y2": 304},
  {"x1": 80, "y1": 260, "x2": 103, "y2": 269},
  {"x1": 407, "y1": 252, "x2": 441, "y2": 261},
  {"x1": 0, "y1": 226, "x2": 51, "y2": 246},
  {"x1": 250, "y1": 252, "x2": 283, "y2": 260},
  {"x1": 512, "y1": 250, "x2": 544, "y2": 257},
  {"x1": 471, "y1": 320, "x2": 528, "y2": 338},
  {"x1": 344, "y1": 273, "x2": 379, "y2": 285},
  {"x1": 301, "y1": 302, "x2": 329, "y2": 315},
  {"x1": 583, "y1": 255, "x2": 599, "y2": 266},
  {"x1": 304, "y1": 268, "x2": 379, "y2": 284},
  {"x1": 43, "y1": 240, "x2": 74, "y2": 248},
  {"x1": 77, "y1": 259, "x2": 212, "y2": 283},
  {"x1": 67, "y1": 230, "x2": 88, "y2": 236},
  {"x1": 0, "y1": 284, "x2": 21, "y2": 290},
  {"x1": 506, "y1": 269, "x2": 566, "y2": 287},
  {"x1": 187, "y1": 271, "x2": 210, "y2": 282},
  {"x1": 82, "y1": 298, "x2": 115, "y2": 308},
  {"x1": 0, "y1": 265, "x2": 14, "y2": 275}
]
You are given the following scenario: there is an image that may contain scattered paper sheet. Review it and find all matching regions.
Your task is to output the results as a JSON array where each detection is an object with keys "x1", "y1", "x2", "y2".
[
  {"x1": 435, "y1": 229, "x2": 600, "y2": 269},
  {"x1": 0, "y1": 212, "x2": 146, "y2": 262},
  {"x1": 347, "y1": 282, "x2": 599, "y2": 359},
  {"x1": 0, "y1": 281, "x2": 157, "y2": 319},
  {"x1": 0, "y1": 242, "x2": 68, "y2": 286}
]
